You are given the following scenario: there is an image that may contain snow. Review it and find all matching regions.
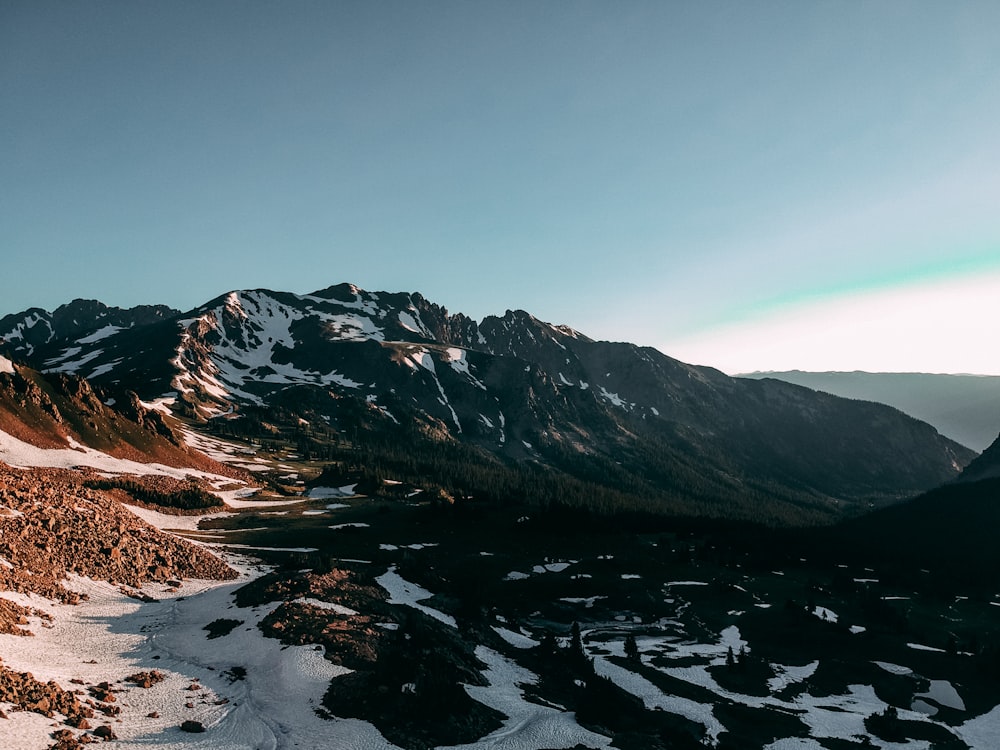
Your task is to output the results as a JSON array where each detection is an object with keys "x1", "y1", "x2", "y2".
[
  {"x1": 172, "y1": 291, "x2": 371, "y2": 410},
  {"x1": 593, "y1": 657, "x2": 724, "y2": 744},
  {"x1": 907, "y1": 642, "x2": 947, "y2": 653},
  {"x1": 492, "y1": 626, "x2": 540, "y2": 649},
  {"x1": 293, "y1": 598, "x2": 359, "y2": 616},
  {"x1": 917, "y1": 680, "x2": 966, "y2": 711},
  {"x1": 811, "y1": 605, "x2": 839, "y2": 623},
  {"x1": 446, "y1": 347, "x2": 487, "y2": 390},
  {"x1": 375, "y1": 565, "x2": 456, "y2": 628},
  {"x1": 45, "y1": 346, "x2": 103, "y2": 374},
  {"x1": 440, "y1": 647, "x2": 612, "y2": 750},
  {"x1": 330, "y1": 522, "x2": 370, "y2": 530},
  {"x1": 0, "y1": 570, "x2": 400, "y2": 750},
  {"x1": 665, "y1": 580, "x2": 709, "y2": 587},
  {"x1": 76, "y1": 324, "x2": 122, "y2": 344},
  {"x1": 532, "y1": 561, "x2": 575, "y2": 574},
  {"x1": 397, "y1": 311, "x2": 425, "y2": 335},
  {"x1": 0, "y1": 427, "x2": 234, "y2": 485},
  {"x1": 308, "y1": 484, "x2": 359, "y2": 499},
  {"x1": 123, "y1": 504, "x2": 232, "y2": 532},
  {"x1": 504, "y1": 571, "x2": 530, "y2": 581},
  {"x1": 764, "y1": 740, "x2": 826, "y2": 750},
  {"x1": 768, "y1": 661, "x2": 819, "y2": 694},
  {"x1": 207, "y1": 543, "x2": 320, "y2": 553},
  {"x1": 597, "y1": 386, "x2": 633, "y2": 410},
  {"x1": 87, "y1": 357, "x2": 123, "y2": 378},
  {"x1": 957, "y1": 703, "x2": 1000, "y2": 748}
]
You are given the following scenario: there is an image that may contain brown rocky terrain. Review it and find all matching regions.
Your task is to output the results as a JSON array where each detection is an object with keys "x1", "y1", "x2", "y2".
[
  {"x1": 0, "y1": 362, "x2": 248, "y2": 481},
  {"x1": 235, "y1": 567, "x2": 390, "y2": 669},
  {"x1": 0, "y1": 464, "x2": 240, "y2": 748},
  {"x1": 0, "y1": 465, "x2": 237, "y2": 617}
]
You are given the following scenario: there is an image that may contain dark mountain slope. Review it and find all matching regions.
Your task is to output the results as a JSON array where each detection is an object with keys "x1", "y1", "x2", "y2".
[
  {"x1": 740, "y1": 370, "x2": 1000, "y2": 451},
  {"x1": 0, "y1": 298, "x2": 177, "y2": 362}
]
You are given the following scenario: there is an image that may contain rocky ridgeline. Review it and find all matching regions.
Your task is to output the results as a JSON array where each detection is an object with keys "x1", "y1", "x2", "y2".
[{"x1": 0, "y1": 465, "x2": 237, "y2": 616}]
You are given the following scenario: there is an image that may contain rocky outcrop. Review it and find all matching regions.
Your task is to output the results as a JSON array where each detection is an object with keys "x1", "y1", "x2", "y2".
[
  {"x1": 0, "y1": 655, "x2": 98, "y2": 748},
  {"x1": 0, "y1": 465, "x2": 237, "y2": 608}
]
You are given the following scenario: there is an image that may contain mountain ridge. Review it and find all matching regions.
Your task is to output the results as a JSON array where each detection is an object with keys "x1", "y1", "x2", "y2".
[
  {"x1": 739, "y1": 369, "x2": 1000, "y2": 452},
  {"x1": 0, "y1": 283, "x2": 975, "y2": 525}
]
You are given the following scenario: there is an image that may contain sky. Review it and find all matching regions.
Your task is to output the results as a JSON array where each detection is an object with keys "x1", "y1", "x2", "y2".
[{"x1": 3, "y1": 1, "x2": 1000, "y2": 374}]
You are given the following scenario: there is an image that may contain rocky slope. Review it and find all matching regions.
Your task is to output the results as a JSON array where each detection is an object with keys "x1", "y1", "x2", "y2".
[{"x1": 0, "y1": 360, "x2": 245, "y2": 480}]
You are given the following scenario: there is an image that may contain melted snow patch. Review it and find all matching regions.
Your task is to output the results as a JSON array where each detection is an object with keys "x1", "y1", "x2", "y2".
[
  {"x1": 376, "y1": 565, "x2": 456, "y2": 628},
  {"x1": 768, "y1": 661, "x2": 819, "y2": 693},
  {"x1": 308, "y1": 484, "x2": 359, "y2": 499},
  {"x1": 594, "y1": 657, "x2": 724, "y2": 744},
  {"x1": 917, "y1": 680, "x2": 966, "y2": 711},
  {"x1": 492, "y1": 626, "x2": 540, "y2": 649},
  {"x1": 811, "y1": 605, "x2": 838, "y2": 623},
  {"x1": 76, "y1": 324, "x2": 122, "y2": 344}
]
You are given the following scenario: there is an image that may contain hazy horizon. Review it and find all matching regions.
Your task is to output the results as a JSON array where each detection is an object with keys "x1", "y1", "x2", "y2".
[{"x1": 4, "y1": 2, "x2": 999, "y2": 374}]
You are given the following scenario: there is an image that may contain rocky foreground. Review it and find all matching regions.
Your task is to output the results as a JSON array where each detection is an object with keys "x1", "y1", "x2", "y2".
[{"x1": 0, "y1": 465, "x2": 238, "y2": 748}]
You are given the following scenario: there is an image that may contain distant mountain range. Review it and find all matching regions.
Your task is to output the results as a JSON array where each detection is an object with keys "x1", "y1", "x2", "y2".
[
  {"x1": 738, "y1": 370, "x2": 1000, "y2": 452},
  {"x1": 0, "y1": 284, "x2": 975, "y2": 524}
]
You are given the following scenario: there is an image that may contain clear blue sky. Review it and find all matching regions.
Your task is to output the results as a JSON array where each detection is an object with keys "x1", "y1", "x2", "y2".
[{"x1": 4, "y1": 2, "x2": 1000, "y2": 372}]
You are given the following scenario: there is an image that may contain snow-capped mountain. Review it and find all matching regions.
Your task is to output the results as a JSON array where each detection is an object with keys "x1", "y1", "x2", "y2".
[
  {"x1": 0, "y1": 299, "x2": 178, "y2": 361},
  {"x1": 0, "y1": 283, "x2": 975, "y2": 522}
]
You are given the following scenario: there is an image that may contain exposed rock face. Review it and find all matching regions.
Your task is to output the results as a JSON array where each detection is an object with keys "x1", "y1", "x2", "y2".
[
  {"x1": 0, "y1": 465, "x2": 237, "y2": 613},
  {"x1": 0, "y1": 363, "x2": 248, "y2": 480},
  {"x1": 237, "y1": 568, "x2": 390, "y2": 670}
]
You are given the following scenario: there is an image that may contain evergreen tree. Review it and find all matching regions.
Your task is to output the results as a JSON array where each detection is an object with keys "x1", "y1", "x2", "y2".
[{"x1": 624, "y1": 633, "x2": 640, "y2": 663}]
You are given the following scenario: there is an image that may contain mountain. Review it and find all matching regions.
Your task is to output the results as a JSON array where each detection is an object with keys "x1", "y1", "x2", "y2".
[
  {"x1": 0, "y1": 298, "x2": 178, "y2": 360},
  {"x1": 0, "y1": 283, "x2": 975, "y2": 524},
  {"x1": 817, "y1": 431, "x2": 1000, "y2": 587},
  {"x1": 739, "y1": 370, "x2": 1000, "y2": 452}
]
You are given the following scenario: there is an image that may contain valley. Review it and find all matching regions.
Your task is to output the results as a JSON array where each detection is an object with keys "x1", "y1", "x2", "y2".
[{"x1": 4, "y1": 428, "x2": 999, "y2": 750}]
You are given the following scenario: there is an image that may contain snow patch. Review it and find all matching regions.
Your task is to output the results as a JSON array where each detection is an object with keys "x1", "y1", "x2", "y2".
[{"x1": 376, "y1": 565, "x2": 456, "y2": 628}]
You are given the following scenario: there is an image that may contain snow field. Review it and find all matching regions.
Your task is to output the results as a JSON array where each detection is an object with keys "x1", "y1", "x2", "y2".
[{"x1": 0, "y1": 568, "x2": 401, "y2": 750}]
